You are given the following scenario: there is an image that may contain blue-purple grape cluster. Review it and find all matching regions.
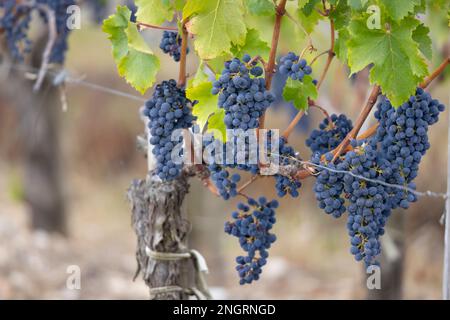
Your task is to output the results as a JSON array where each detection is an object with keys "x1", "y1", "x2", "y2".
[
  {"x1": 212, "y1": 54, "x2": 274, "y2": 130},
  {"x1": 125, "y1": 0, "x2": 137, "y2": 22},
  {"x1": 224, "y1": 197, "x2": 278, "y2": 285},
  {"x1": 312, "y1": 152, "x2": 346, "y2": 218},
  {"x1": 274, "y1": 137, "x2": 302, "y2": 198},
  {"x1": 312, "y1": 88, "x2": 445, "y2": 266},
  {"x1": 374, "y1": 88, "x2": 445, "y2": 209},
  {"x1": 209, "y1": 163, "x2": 241, "y2": 200},
  {"x1": 38, "y1": 0, "x2": 76, "y2": 64},
  {"x1": 306, "y1": 114, "x2": 353, "y2": 155},
  {"x1": 1, "y1": 0, "x2": 33, "y2": 61},
  {"x1": 143, "y1": 80, "x2": 196, "y2": 181},
  {"x1": 278, "y1": 52, "x2": 312, "y2": 81},
  {"x1": 0, "y1": 0, "x2": 75, "y2": 63},
  {"x1": 86, "y1": 0, "x2": 109, "y2": 24},
  {"x1": 340, "y1": 141, "x2": 390, "y2": 266},
  {"x1": 160, "y1": 31, "x2": 189, "y2": 62}
]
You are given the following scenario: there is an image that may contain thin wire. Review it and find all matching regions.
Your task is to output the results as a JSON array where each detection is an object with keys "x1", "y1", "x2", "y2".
[
  {"x1": 277, "y1": 154, "x2": 448, "y2": 200},
  {"x1": 5, "y1": 63, "x2": 147, "y2": 103}
]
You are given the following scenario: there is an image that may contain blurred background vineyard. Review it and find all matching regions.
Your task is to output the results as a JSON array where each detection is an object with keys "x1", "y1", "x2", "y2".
[{"x1": 0, "y1": 1, "x2": 449, "y2": 299}]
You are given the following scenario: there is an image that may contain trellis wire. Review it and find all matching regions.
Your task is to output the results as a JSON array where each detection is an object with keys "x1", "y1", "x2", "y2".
[{"x1": 4, "y1": 63, "x2": 147, "y2": 103}]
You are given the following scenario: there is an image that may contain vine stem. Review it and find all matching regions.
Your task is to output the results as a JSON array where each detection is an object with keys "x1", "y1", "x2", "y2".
[
  {"x1": 178, "y1": 25, "x2": 188, "y2": 87},
  {"x1": 237, "y1": 175, "x2": 260, "y2": 193},
  {"x1": 420, "y1": 57, "x2": 450, "y2": 88},
  {"x1": 331, "y1": 85, "x2": 380, "y2": 161},
  {"x1": 282, "y1": 110, "x2": 305, "y2": 140},
  {"x1": 264, "y1": 0, "x2": 288, "y2": 92},
  {"x1": 310, "y1": 50, "x2": 331, "y2": 66},
  {"x1": 316, "y1": 19, "x2": 335, "y2": 91},
  {"x1": 257, "y1": 0, "x2": 288, "y2": 132},
  {"x1": 137, "y1": 22, "x2": 178, "y2": 31},
  {"x1": 331, "y1": 56, "x2": 450, "y2": 153}
]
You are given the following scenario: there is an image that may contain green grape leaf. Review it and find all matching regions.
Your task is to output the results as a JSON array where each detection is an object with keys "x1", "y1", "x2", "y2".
[
  {"x1": 412, "y1": 23, "x2": 432, "y2": 60},
  {"x1": 186, "y1": 81, "x2": 219, "y2": 133},
  {"x1": 245, "y1": 0, "x2": 274, "y2": 16},
  {"x1": 282, "y1": 76, "x2": 318, "y2": 111},
  {"x1": 190, "y1": 63, "x2": 211, "y2": 87},
  {"x1": 330, "y1": 0, "x2": 351, "y2": 30},
  {"x1": 334, "y1": 28, "x2": 350, "y2": 63},
  {"x1": 205, "y1": 55, "x2": 230, "y2": 74},
  {"x1": 301, "y1": 0, "x2": 321, "y2": 16},
  {"x1": 207, "y1": 109, "x2": 227, "y2": 142},
  {"x1": 173, "y1": 0, "x2": 185, "y2": 11},
  {"x1": 348, "y1": 0, "x2": 368, "y2": 10},
  {"x1": 183, "y1": 0, "x2": 247, "y2": 60},
  {"x1": 231, "y1": 28, "x2": 270, "y2": 61},
  {"x1": 347, "y1": 18, "x2": 428, "y2": 106},
  {"x1": 135, "y1": 0, "x2": 175, "y2": 25},
  {"x1": 103, "y1": 6, "x2": 160, "y2": 94},
  {"x1": 377, "y1": 0, "x2": 421, "y2": 21},
  {"x1": 102, "y1": 6, "x2": 130, "y2": 62},
  {"x1": 297, "y1": 5, "x2": 323, "y2": 34}
]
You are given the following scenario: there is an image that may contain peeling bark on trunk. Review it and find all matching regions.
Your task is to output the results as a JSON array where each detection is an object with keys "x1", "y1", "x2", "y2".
[{"x1": 128, "y1": 173, "x2": 193, "y2": 300}]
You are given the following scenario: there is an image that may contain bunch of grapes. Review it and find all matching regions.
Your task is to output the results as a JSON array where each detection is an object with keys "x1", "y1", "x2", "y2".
[
  {"x1": 143, "y1": 79, "x2": 196, "y2": 181},
  {"x1": 125, "y1": 0, "x2": 137, "y2": 22},
  {"x1": 224, "y1": 197, "x2": 278, "y2": 285},
  {"x1": 373, "y1": 88, "x2": 445, "y2": 209},
  {"x1": 0, "y1": 0, "x2": 33, "y2": 61},
  {"x1": 86, "y1": 0, "x2": 109, "y2": 24},
  {"x1": 312, "y1": 152, "x2": 346, "y2": 218},
  {"x1": 278, "y1": 52, "x2": 312, "y2": 81},
  {"x1": 306, "y1": 114, "x2": 353, "y2": 155},
  {"x1": 273, "y1": 137, "x2": 302, "y2": 198},
  {"x1": 159, "y1": 31, "x2": 189, "y2": 62},
  {"x1": 0, "y1": 0, "x2": 75, "y2": 63},
  {"x1": 212, "y1": 54, "x2": 274, "y2": 130},
  {"x1": 209, "y1": 164, "x2": 241, "y2": 200},
  {"x1": 37, "y1": 0, "x2": 76, "y2": 64},
  {"x1": 340, "y1": 141, "x2": 390, "y2": 266}
]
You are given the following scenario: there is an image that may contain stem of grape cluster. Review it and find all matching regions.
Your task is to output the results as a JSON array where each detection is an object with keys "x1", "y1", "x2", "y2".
[
  {"x1": 331, "y1": 85, "x2": 380, "y2": 161},
  {"x1": 316, "y1": 19, "x2": 335, "y2": 91},
  {"x1": 420, "y1": 57, "x2": 450, "y2": 89},
  {"x1": 282, "y1": 111, "x2": 305, "y2": 140},
  {"x1": 178, "y1": 25, "x2": 188, "y2": 87},
  {"x1": 137, "y1": 22, "x2": 178, "y2": 31}
]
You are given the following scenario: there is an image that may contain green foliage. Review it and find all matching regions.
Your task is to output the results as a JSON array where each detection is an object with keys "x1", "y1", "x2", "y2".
[
  {"x1": 135, "y1": 0, "x2": 176, "y2": 25},
  {"x1": 377, "y1": 0, "x2": 421, "y2": 21},
  {"x1": 297, "y1": 0, "x2": 324, "y2": 33},
  {"x1": 245, "y1": 0, "x2": 274, "y2": 16},
  {"x1": 231, "y1": 29, "x2": 270, "y2": 61},
  {"x1": 282, "y1": 75, "x2": 318, "y2": 111},
  {"x1": 103, "y1": 6, "x2": 159, "y2": 94},
  {"x1": 186, "y1": 66, "x2": 226, "y2": 141},
  {"x1": 412, "y1": 24, "x2": 432, "y2": 60},
  {"x1": 183, "y1": 0, "x2": 247, "y2": 60},
  {"x1": 347, "y1": 18, "x2": 428, "y2": 106}
]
